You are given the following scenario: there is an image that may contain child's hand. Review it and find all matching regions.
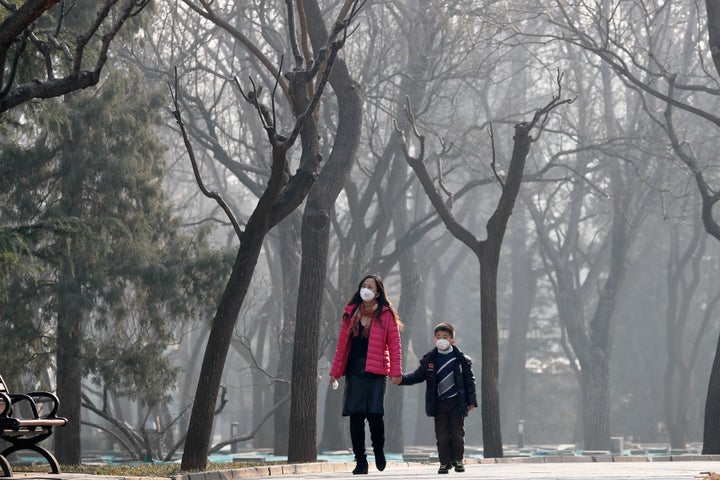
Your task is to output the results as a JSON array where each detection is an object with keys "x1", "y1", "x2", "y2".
[
  {"x1": 390, "y1": 376, "x2": 402, "y2": 385},
  {"x1": 467, "y1": 404, "x2": 475, "y2": 411}
]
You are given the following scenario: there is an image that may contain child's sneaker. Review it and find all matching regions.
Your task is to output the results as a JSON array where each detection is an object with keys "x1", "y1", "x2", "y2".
[
  {"x1": 438, "y1": 464, "x2": 450, "y2": 474},
  {"x1": 453, "y1": 460, "x2": 465, "y2": 472}
]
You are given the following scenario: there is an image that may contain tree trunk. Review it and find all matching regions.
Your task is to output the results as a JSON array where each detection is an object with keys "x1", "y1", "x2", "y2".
[
  {"x1": 54, "y1": 134, "x2": 85, "y2": 466},
  {"x1": 477, "y1": 120, "x2": 534, "y2": 458},
  {"x1": 181, "y1": 231, "x2": 267, "y2": 470},
  {"x1": 180, "y1": 1, "x2": 343, "y2": 463},
  {"x1": 54, "y1": 282, "x2": 83, "y2": 465},
  {"x1": 580, "y1": 350, "x2": 610, "y2": 450},
  {"x1": 477, "y1": 246, "x2": 503, "y2": 458},
  {"x1": 273, "y1": 213, "x2": 302, "y2": 455},
  {"x1": 286, "y1": 89, "x2": 362, "y2": 461},
  {"x1": 286, "y1": 0, "x2": 363, "y2": 464},
  {"x1": 703, "y1": 328, "x2": 720, "y2": 453},
  {"x1": 287, "y1": 210, "x2": 328, "y2": 462}
]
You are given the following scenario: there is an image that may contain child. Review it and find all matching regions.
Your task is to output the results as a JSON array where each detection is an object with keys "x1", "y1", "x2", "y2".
[{"x1": 399, "y1": 322, "x2": 477, "y2": 474}]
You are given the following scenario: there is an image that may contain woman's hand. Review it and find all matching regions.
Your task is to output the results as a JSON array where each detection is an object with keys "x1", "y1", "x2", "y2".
[{"x1": 390, "y1": 376, "x2": 402, "y2": 385}]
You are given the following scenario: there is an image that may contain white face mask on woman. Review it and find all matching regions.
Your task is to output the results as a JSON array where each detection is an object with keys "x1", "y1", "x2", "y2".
[{"x1": 360, "y1": 287, "x2": 375, "y2": 301}]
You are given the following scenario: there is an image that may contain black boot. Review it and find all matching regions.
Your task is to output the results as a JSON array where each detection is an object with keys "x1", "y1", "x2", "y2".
[
  {"x1": 349, "y1": 414, "x2": 368, "y2": 474},
  {"x1": 352, "y1": 454, "x2": 368, "y2": 475},
  {"x1": 368, "y1": 414, "x2": 386, "y2": 471},
  {"x1": 373, "y1": 447, "x2": 386, "y2": 471}
]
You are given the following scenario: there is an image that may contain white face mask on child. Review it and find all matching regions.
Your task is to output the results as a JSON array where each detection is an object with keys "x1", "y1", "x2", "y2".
[{"x1": 435, "y1": 338, "x2": 451, "y2": 351}]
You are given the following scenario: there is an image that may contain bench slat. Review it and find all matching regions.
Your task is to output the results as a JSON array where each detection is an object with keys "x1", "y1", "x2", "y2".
[{"x1": 1, "y1": 418, "x2": 68, "y2": 429}]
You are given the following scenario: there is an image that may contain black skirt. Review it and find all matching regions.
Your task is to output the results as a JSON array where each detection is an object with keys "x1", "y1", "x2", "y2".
[{"x1": 342, "y1": 372, "x2": 387, "y2": 416}]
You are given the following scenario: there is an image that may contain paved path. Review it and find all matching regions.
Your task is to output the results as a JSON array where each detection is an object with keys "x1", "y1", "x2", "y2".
[
  {"x1": 256, "y1": 461, "x2": 720, "y2": 480},
  {"x1": 13, "y1": 457, "x2": 720, "y2": 480}
]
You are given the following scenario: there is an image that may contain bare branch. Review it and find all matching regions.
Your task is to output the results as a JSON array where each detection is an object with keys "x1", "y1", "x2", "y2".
[
  {"x1": 0, "y1": 0, "x2": 150, "y2": 113},
  {"x1": 488, "y1": 123, "x2": 504, "y2": 188},
  {"x1": 285, "y1": 0, "x2": 304, "y2": 69},
  {"x1": 168, "y1": 68, "x2": 244, "y2": 241},
  {"x1": 181, "y1": 0, "x2": 289, "y2": 97},
  {"x1": 396, "y1": 96, "x2": 479, "y2": 250},
  {"x1": 663, "y1": 79, "x2": 720, "y2": 239}
]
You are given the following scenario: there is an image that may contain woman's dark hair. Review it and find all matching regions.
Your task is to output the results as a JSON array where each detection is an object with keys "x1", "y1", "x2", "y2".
[{"x1": 347, "y1": 274, "x2": 403, "y2": 330}]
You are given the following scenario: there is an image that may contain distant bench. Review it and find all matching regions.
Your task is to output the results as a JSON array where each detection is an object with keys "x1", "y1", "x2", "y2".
[{"x1": 0, "y1": 374, "x2": 68, "y2": 477}]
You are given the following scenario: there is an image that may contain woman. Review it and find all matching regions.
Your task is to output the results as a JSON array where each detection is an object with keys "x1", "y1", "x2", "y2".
[{"x1": 329, "y1": 274, "x2": 403, "y2": 475}]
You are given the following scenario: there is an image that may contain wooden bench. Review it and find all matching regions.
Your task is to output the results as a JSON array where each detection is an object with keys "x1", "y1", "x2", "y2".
[{"x1": 0, "y1": 374, "x2": 68, "y2": 477}]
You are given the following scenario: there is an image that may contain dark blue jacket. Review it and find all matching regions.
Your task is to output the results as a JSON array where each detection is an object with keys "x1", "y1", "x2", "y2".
[{"x1": 400, "y1": 345, "x2": 478, "y2": 417}]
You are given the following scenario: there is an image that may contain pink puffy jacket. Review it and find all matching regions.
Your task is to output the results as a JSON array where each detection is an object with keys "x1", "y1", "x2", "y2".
[{"x1": 329, "y1": 304, "x2": 402, "y2": 378}]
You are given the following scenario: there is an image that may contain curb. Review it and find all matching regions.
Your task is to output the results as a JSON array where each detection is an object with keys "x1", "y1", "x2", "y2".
[
  {"x1": 12, "y1": 455, "x2": 720, "y2": 480},
  {"x1": 172, "y1": 461, "x2": 409, "y2": 480},
  {"x1": 170, "y1": 455, "x2": 720, "y2": 480}
]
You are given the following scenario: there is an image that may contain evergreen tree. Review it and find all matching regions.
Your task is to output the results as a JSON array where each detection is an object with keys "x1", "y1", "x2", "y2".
[{"x1": 0, "y1": 67, "x2": 229, "y2": 463}]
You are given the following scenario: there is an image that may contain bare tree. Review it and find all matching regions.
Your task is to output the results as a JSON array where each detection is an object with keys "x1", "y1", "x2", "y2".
[
  {"x1": 547, "y1": 0, "x2": 720, "y2": 452},
  {"x1": 171, "y1": 0, "x2": 362, "y2": 469},
  {"x1": 398, "y1": 79, "x2": 573, "y2": 457},
  {"x1": 287, "y1": 0, "x2": 364, "y2": 463}
]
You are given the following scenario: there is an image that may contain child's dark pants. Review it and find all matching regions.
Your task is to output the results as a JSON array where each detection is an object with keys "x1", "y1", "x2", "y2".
[{"x1": 434, "y1": 397, "x2": 465, "y2": 465}]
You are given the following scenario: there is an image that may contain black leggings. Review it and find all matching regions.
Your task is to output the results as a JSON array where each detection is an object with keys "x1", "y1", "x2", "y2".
[{"x1": 349, "y1": 413, "x2": 384, "y2": 456}]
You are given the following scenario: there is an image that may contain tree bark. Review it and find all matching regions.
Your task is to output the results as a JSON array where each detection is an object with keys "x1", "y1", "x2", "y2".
[
  {"x1": 286, "y1": 0, "x2": 363, "y2": 464},
  {"x1": 54, "y1": 282, "x2": 83, "y2": 465},
  {"x1": 273, "y1": 213, "x2": 302, "y2": 455},
  {"x1": 181, "y1": 228, "x2": 269, "y2": 470},
  {"x1": 703, "y1": 328, "x2": 720, "y2": 453}
]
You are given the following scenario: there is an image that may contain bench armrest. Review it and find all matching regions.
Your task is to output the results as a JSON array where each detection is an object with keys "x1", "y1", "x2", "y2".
[
  {"x1": 6, "y1": 393, "x2": 40, "y2": 419},
  {"x1": 26, "y1": 392, "x2": 61, "y2": 418}
]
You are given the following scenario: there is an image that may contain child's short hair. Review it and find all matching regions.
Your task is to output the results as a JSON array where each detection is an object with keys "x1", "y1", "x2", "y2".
[{"x1": 433, "y1": 322, "x2": 455, "y2": 338}]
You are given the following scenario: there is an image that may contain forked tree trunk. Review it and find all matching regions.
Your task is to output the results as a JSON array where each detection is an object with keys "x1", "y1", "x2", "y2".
[
  {"x1": 403, "y1": 87, "x2": 570, "y2": 458},
  {"x1": 286, "y1": 0, "x2": 363, "y2": 462}
]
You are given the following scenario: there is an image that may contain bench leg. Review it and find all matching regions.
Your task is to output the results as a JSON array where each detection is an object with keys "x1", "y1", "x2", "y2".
[
  {"x1": 1, "y1": 445, "x2": 61, "y2": 474},
  {"x1": 0, "y1": 455, "x2": 11, "y2": 478}
]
